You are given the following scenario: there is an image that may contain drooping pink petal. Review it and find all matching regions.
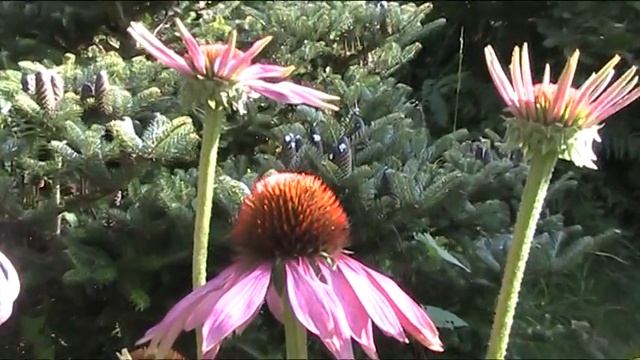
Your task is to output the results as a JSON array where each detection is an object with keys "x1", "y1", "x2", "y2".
[
  {"x1": 175, "y1": 18, "x2": 206, "y2": 75},
  {"x1": 202, "y1": 344, "x2": 221, "y2": 360},
  {"x1": 266, "y1": 284, "x2": 284, "y2": 323},
  {"x1": 244, "y1": 79, "x2": 340, "y2": 111},
  {"x1": 285, "y1": 258, "x2": 354, "y2": 359},
  {"x1": 0, "y1": 250, "x2": 19, "y2": 326},
  {"x1": 127, "y1": 22, "x2": 194, "y2": 76},
  {"x1": 335, "y1": 255, "x2": 408, "y2": 343},
  {"x1": 319, "y1": 260, "x2": 379, "y2": 360},
  {"x1": 338, "y1": 255, "x2": 444, "y2": 353},
  {"x1": 201, "y1": 263, "x2": 272, "y2": 354},
  {"x1": 136, "y1": 262, "x2": 246, "y2": 356},
  {"x1": 237, "y1": 64, "x2": 296, "y2": 81}
]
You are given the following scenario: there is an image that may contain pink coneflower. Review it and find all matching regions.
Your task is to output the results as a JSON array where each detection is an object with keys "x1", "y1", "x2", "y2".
[
  {"x1": 484, "y1": 43, "x2": 640, "y2": 168},
  {"x1": 136, "y1": 172, "x2": 444, "y2": 359},
  {"x1": 127, "y1": 19, "x2": 340, "y2": 112},
  {"x1": 0, "y1": 250, "x2": 20, "y2": 326}
]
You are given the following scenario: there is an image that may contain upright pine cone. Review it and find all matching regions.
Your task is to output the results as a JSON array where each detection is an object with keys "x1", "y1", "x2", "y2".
[
  {"x1": 35, "y1": 70, "x2": 56, "y2": 115},
  {"x1": 94, "y1": 70, "x2": 111, "y2": 114},
  {"x1": 50, "y1": 71, "x2": 65, "y2": 104}
]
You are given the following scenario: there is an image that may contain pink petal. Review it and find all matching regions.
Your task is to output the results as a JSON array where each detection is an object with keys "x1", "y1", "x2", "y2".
[
  {"x1": 0, "y1": 251, "x2": 19, "y2": 326},
  {"x1": 285, "y1": 258, "x2": 354, "y2": 359},
  {"x1": 266, "y1": 284, "x2": 284, "y2": 323},
  {"x1": 551, "y1": 49, "x2": 580, "y2": 120},
  {"x1": 335, "y1": 255, "x2": 407, "y2": 343},
  {"x1": 0, "y1": 250, "x2": 19, "y2": 302},
  {"x1": 127, "y1": 22, "x2": 194, "y2": 76},
  {"x1": 136, "y1": 262, "x2": 245, "y2": 356},
  {"x1": 341, "y1": 255, "x2": 444, "y2": 352},
  {"x1": 519, "y1": 43, "x2": 537, "y2": 121},
  {"x1": 175, "y1": 18, "x2": 206, "y2": 75},
  {"x1": 216, "y1": 30, "x2": 238, "y2": 78},
  {"x1": 243, "y1": 79, "x2": 340, "y2": 111},
  {"x1": 590, "y1": 66, "x2": 638, "y2": 119},
  {"x1": 202, "y1": 344, "x2": 221, "y2": 360},
  {"x1": 590, "y1": 86, "x2": 640, "y2": 126},
  {"x1": 509, "y1": 45, "x2": 528, "y2": 117},
  {"x1": 201, "y1": 263, "x2": 272, "y2": 353},
  {"x1": 237, "y1": 64, "x2": 296, "y2": 81},
  {"x1": 225, "y1": 35, "x2": 274, "y2": 79},
  {"x1": 319, "y1": 261, "x2": 379, "y2": 360},
  {"x1": 483, "y1": 46, "x2": 518, "y2": 109}
]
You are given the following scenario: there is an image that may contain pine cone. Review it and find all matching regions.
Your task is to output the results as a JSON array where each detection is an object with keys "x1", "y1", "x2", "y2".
[
  {"x1": 332, "y1": 135, "x2": 353, "y2": 176},
  {"x1": 50, "y1": 71, "x2": 65, "y2": 104},
  {"x1": 80, "y1": 82, "x2": 95, "y2": 102},
  {"x1": 94, "y1": 70, "x2": 111, "y2": 114},
  {"x1": 35, "y1": 70, "x2": 55, "y2": 114},
  {"x1": 21, "y1": 73, "x2": 35, "y2": 94}
]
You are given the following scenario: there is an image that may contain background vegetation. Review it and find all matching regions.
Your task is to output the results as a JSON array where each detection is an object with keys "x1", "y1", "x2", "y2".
[{"x1": 0, "y1": 1, "x2": 638, "y2": 359}]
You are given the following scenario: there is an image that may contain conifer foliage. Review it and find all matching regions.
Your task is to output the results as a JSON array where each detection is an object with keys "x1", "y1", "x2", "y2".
[{"x1": 0, "y1": 1, "x2": 621, "y2": 359}]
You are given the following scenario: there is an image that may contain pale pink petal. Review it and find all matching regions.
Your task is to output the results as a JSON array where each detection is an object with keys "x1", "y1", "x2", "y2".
[
  {"x1": 551, "y1": 49, "x2": 580, "y2": 120},
  {"x1": 335, "y1": 255, "x2": 407, "y2": 343},
  {"x1": 0, "y1": 251, "x2": 20, "y2": 326},
  {"x1": 202, "y1": 344, "x2": 221, "y2": 360},
  {"x1": 201, "y1": 263, "x2": 272, "y2": 353},
  {"x1": 136, "y1": 262, "x2": 246, "y2": 356},
  {"x1": 590, "y1": 67, "x2": 638, "y2": 118},
  {"x1": 338, "y1": 255, "x2": 444, "y2": 353},
  {"x1": 286, "y1": 258, "x2": 354, "y2": 359},
  {"x1": 237, "y1": 64, "x2": 296, "y2": 81},
  {"x1": 127, "y1": 22, "x2": 194, "y2": 76},
  {"x1": 319, "y1": 261, "x2": 379, "y2": 359},
  {"x1": 588, "y1": 69, "x2": 616, "y2": 103},
  {"x1": 509, "y1": 45, "x2": 527, "y2": 116},
  {"x1": 590, "y1": 86, "x2": 640, "y2": 126},
  {"x1": 484, "y1": 46, "x2": 518, "y2": 109},
  {"x1": 520, "y1": 43, "x2": 536, "y2": 120},
  {"x1": 175, "y1": 18, "x2": 206, "y2": 75},
  {"x1": 225, "y1": 36, "x2": 274, "y2": 79},
  {"x1": 216, "y1": 30, "x2": 238, "y2": 78},
  {"x1": 0, "y1": 251, "x2": 19, "y2": 302},
  {"x1": 266, "y1": 284, "x2": 284, "y2": 323},
  {"x1": 243, "y1": 79, "x2": 340, "y2": 111}
]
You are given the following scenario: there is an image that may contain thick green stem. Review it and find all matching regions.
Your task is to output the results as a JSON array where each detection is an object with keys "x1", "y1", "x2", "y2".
[
  {"x1": 283, "y1": 285, "x2": 308, "y2": 360},
  {"x1": 192, "y1": 107, "x2": 224, "y2": 359},
  {"x1": 486, "y1": 151, "x2": 558, "y2": 359}
]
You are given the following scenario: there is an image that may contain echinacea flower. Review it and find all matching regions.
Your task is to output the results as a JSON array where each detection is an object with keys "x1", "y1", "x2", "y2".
[
  {"x1": 136, "y1": 172, "x2": 444, "y2": 359},
  {"x1": 127, "y1": 19, "x2": 340, "y2": 112},
  {"x1": 484, "y1": 43, "x2": 640, "y2": 169},
  {"x1": 0, "y1": 250, "x2": 20, "y2": 326}
]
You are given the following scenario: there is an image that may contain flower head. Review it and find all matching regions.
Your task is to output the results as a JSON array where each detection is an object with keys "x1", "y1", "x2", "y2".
[
  {"x1": 127, "y1": 20, "x2": 340, "y2": 112},
  {"x1": 0, "y1": 250, "x2": 20, "y2": 326},
  {"x1": 136, "y1": 172, "x2": 443, "y2": 359},
  {"x1": 485, "y1": 43, "x2": 640, "y2": 168}
]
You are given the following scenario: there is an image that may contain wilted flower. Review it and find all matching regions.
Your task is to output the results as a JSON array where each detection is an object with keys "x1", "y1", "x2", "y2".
[
  {"x1": 137, "y1": 172, "x2": 443, "y2": 359},
  {"x1": 0, "y1": 250, "x2": 20, "y2": 326},
  {"x1": 484, "y1": 43, "x2": 640, "y2": 168},
  {"x1": 127, "y1": 20, "x2": 340, "y2": 112}
]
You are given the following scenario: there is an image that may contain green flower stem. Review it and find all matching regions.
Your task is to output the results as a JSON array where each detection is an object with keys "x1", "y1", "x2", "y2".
[
  {"x1": 283, "y1": 285, "x2": 308, "y2": 360},
  {"x1": 486, "y1": 150, "x2": 559, "y2": 359},
  {"x1": 192, "y1": 107, "x2": 224, "y2": 359}
]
